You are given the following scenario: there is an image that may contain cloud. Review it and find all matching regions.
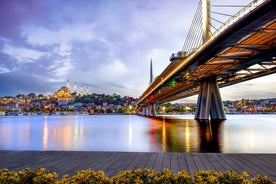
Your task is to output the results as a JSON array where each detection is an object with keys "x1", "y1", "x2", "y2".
[
  {"x1": 23, "y1": 23, "x2": 97, "y2": 46},
  {"x1": 0, "y1": 72, "x2": 58, "y2": 96},
  {"x1": 98, "y1": 59, "x2": 128, "y2": 78},
  {"x1": 3, "y1": 45, "x2": 45, "y2": 62},
  {"x1": 0, "y1": 66, "x2": 10, "y2": 73},
  {"x1": 0, "y1": 0, "x2": 275, "y2": 101},
  {"x1": 220, "y1": 74, "x2": 276, "y2": 100},
  {"x1": 0, "y1": 0, "x2": 48, "y2": 39},
  {"x1": 48, "y1": 59, "x2": 73, "y2": 78}
]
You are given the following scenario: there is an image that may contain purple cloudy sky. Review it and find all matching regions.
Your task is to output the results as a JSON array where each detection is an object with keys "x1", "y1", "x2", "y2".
[{"x1": 0, "y1": 0, "x2": 275, "y2": 101}]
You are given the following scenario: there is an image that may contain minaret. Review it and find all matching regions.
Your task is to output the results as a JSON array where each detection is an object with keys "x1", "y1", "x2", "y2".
[
  {"x1": 67, "y1": 80, "x2": 70, "y2": 89},
  {"x1": 74, "y1": 82, "x2": 77, "y2": 93},
  {"x1": 149, "y1": 58, "x2": 154, "y2": 84},
  {"x1": 16, "y1": 86, "x2": 20, "y2": 97},
  {"x1": 80, "y1": 85, "x2": 83, "y2": 96},
  {"x1": 86, "y1": 87, "x2": 89, "y2": 95}
]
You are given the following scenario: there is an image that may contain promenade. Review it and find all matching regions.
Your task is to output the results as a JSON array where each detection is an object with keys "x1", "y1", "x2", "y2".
[{"x1": 0, "y1": 151, "x2": 275, "y2": 181}]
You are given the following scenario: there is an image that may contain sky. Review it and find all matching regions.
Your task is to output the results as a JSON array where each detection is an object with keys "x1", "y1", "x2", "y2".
[{"x1": 0, "y1": 0, "x2": 275, "y2": 102}]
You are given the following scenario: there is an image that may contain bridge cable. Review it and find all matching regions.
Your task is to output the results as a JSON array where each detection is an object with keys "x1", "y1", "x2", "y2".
[
  {"x1": 182, "y1": 0, "x2": 203, "y2": 54},
  {"x1": 182, "y1": 0, "x2": 250, "y2": 55},
  {"x1": 209, "y1": 2, "x2": 247, "y2": 34}
]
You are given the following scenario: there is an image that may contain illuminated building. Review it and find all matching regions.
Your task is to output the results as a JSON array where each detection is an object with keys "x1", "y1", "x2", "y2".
[
  {"x1": 53, "y1": 87, "x2": 72, "y2": 102},
  {"x1": 80, "y1": 85, "x2": 83, "y2": 96},
  {"x1": 74, "y1": 82, "x2": 77, "y2": 93}
]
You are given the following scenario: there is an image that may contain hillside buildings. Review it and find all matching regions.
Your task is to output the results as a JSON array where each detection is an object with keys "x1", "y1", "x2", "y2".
[{"x1": 0, "y1": 81, "x2": 275, "y2": 115}]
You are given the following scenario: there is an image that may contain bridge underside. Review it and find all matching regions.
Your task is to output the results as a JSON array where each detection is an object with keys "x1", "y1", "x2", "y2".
[{"x1": 136, "y1": 0, "x2": 276, "y2": 120}]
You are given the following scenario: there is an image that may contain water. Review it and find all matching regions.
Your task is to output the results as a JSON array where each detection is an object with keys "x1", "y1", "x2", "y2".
[{"x1": 0, "y1": 114, "x2": 275, "y2": 153}]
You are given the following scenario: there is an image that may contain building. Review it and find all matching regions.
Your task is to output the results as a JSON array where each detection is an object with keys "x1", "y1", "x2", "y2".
[{"x1": 53, "y1": 87, "x2": 72, "y2": 105}]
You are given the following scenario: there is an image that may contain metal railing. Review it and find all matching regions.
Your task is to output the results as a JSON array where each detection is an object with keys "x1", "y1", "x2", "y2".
[
  {"x1": 211, "y1": 0, "x2": 266, "y2": 39},
  {"x1": 183, "y1": 0, "x2": 267, "y2": 56}
]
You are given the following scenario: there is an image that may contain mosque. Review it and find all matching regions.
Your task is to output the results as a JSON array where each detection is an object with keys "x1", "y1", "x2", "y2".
[{"x1": 53, "y1": 80, "x2": 89, "y2": 102}]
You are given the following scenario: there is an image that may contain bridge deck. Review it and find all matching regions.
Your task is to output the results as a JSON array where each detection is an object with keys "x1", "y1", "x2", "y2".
[
  {"x1": 137, "y1": 0, "x2": 276, "y2": 107},
  {"x1": 0, "y1": 151, "x2": 275, "y2": 181}
]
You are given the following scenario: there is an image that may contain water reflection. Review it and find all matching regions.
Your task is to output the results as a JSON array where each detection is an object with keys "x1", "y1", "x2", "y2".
[
  {"x1": 0, "y1": 115, "x2": 276, "y2": 152},
  {"x1": 197, "y1": 120, "x2": 222, "y2": 153},
  {"x1": 43, "y1": 119, "x2": 48, "y2": 150},
  {"x1": 147, "y1": 117, "x2": 222, "y2": 152},
  {"x1": 147, "y1": 117, "x2": 200, "y2": 152}
]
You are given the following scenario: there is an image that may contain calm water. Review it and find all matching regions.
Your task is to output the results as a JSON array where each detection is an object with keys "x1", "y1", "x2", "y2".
[{"x1": 0, "y1": 114, "x2": 275, "y2": 153}]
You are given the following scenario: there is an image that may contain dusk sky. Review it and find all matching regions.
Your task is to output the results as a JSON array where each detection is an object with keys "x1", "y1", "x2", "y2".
[{"x1": 0, "y1": 0, "x2": 275, "y2": 102}]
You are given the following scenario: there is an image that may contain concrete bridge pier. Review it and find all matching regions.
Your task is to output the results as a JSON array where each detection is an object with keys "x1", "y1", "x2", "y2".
[
  {"x1": 195, "y1": 76, "x2": 226, "y2": 120},
  {"x1": 144, "y1": 106, "x2": 149, "y2": 116},
  {"x1": 147, "y1": 104, "x2": 156, "y2": 117},
  {"x1": 142, "y1": 107, "x2": 146, "y2": 116},
  {"x1": 144, "y1": 103, "x2": 156, "y2": 117},
  {"x1": 151, "y1": 103, "x2": 156, "y2": 117}
]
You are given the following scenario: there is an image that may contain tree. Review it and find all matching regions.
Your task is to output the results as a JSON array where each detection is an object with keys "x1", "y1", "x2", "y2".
[
  {"x1": 27, "y1": 93, "x2": 36, "y2": 99},
  {"x1": 16, "y1": 94, "x2": 25, "y2": 99},
  {"x1": 38, "y1": 94, "x2": 44, "y2": 99}
]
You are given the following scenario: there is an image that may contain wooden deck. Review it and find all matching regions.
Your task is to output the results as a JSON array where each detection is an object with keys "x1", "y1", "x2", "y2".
[{"x1": 0, "y1": 151, "x2": 275, "y2": 181}]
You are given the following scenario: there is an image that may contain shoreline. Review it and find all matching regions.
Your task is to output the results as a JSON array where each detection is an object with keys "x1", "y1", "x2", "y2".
[{"x1": 1, "y1": 112, "x2": 276, "y2": 116}]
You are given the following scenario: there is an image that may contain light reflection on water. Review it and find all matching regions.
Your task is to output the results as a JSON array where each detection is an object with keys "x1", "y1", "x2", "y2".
[{"x1": 0, "y1": 114, "x2": 276, "y2": 153}]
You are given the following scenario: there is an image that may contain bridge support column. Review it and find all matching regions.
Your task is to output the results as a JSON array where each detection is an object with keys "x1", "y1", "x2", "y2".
[
  {"x1": 145, "y1": 106, "x2": 149, "y2": 116},
  {"x1": 195, "y1": 76, "x2": 226, "y2": 120},
  {"x1": 145, "y1": 103, "x2": 156, "y2": 117},
  {"x1": 151, "y1": 103, "x2": 156, "y2": 117},
  {"x1": 142, "y1": 107, "x2": 146, "y2": 116}
]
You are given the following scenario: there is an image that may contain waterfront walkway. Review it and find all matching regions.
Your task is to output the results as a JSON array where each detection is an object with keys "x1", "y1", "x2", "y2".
[{"x1": 0, "y1": 151, "x2": 275, "y2": 181}]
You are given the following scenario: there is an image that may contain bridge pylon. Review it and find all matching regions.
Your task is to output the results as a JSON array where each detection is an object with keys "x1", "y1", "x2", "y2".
[
  {"x1": 141, "y1": 104, "x2": 156, "y2": 117},
  {"x1": 195, "y1": 76, "x2": 226, "y2": 120}
]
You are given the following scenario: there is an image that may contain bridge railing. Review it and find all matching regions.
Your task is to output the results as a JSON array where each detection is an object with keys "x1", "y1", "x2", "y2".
[
  {"x1": 212, "y1": 0, "x2": 266, "y2": 39},
  {"x1": 136, "y1": 0, "x2": 270, "y2": 108}
]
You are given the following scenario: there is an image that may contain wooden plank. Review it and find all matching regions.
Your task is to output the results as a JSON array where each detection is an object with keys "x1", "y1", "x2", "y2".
[
  {"x1": 162, "y1": 152, "x2": 171, "y2": 169},
  {"x1": 234, "y1": 154, "x2": 276, "y2": 179},
  {"x1": 177, "y1": 153, "x2": 189, "y2": 171},
  {"x1": 212, "y1": 153, "x2": 233, "y2": 171},
  {"x1": 170, "y1": 152, "x2": 179, "y2": 173},
  {"x1": 152, "y1": 153, "x2": 164, "y2": 172},
  {"x1": 191, "y1": 154, "x2": 206, "y2": 170},
  {"x1": 135, "y1": 153, "x2": 150, "y2": 169},
  {"x1": 218, "y1": 154, "x2": 245, "y2": 174},
  {"x1": 144, "y1": 153, "x2": 157, "y2": 169},
  {"x1": 184, "y1": 154, "x2": 198, "y2": 175},
  {"x1": 0, "y1": 151, "x2": 275, "y2": 181},
  {"x1": 88, "y1": 152, "x2": 117, "y2": 171},
  {"x1": 105, "y1": 152, "x2": 134, "y2": 176},
  {"x1": 125, "y1": 152, "x2": 144, "y2": 170},
  {"x1": 202, "y1": 153, "x2": 226, "y2": 171},
  {"x1": 116, "y1": 152, "x2": 140, "y2": 171},
  {"x1": 230, "y1": 154, "x2": 260, "y2": 177},
  {"x1": 249, "y1": 154, "x2": 276, "y2": 172}
]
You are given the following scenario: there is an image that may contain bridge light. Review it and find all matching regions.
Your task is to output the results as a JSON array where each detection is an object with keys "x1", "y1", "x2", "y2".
[
  {"x1": 169, "y1": 79, "x2": 176, "y2": 86},
  {"x1": 162, "y1": 106, "x2": 166, "y2": 113},
  {"x1": 184, "y1": 71, "x2": 190, "y2": 79},
  {"x1": 149, "y1": 94, "x2": 154, "y2": 100}
]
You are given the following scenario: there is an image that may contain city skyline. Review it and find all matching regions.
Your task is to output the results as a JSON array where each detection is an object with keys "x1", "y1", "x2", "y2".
[{"x1": 1, "y1": 0, "x2": 276, "y2": 102}]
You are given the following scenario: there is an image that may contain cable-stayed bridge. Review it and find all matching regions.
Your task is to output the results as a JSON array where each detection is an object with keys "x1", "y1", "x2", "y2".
[{"x1": 136, "y1": 0, "x2": 276, "y2": 120}]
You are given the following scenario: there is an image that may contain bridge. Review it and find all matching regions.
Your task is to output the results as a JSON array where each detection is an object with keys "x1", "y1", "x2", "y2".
[{"x1": 136, "y1": 0, "x2": 276, "y2": 120}]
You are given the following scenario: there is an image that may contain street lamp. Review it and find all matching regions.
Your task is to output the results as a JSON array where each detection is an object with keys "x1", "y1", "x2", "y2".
[
  {"x1": 129, "y1": 105, "x2": 133, "y2": 114},
  {"x1": 162, "y1": 106, "x2": 166, "y2": 114}
]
